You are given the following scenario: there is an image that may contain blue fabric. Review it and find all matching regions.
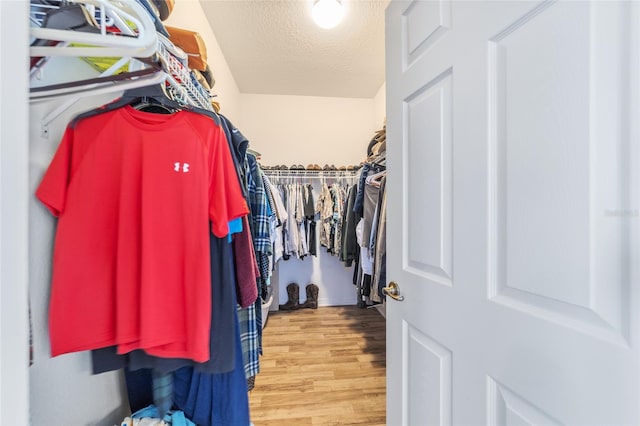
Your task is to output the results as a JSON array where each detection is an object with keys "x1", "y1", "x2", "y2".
[
  {"x1": 152, "y1": 371, "x2": 174, "y2": 415},
  {"x1": 246, "y1": 153, "x2": 271, "y2": 255},
  {"x1": 173, "y1": 263, "x2": 250, "y2": 426},
  {"x1": 164, "y1": 410, "x2": 196, "y2": 426},
  {"x1": 258, "y1": 251, "x2": 270, "y2": 302},
  {"x1": 173, "y1": 309, "x2": 250, "y2": 426},
  {"x1": 131, "y1": 405, "x2": 196, "y2": 426},
  {"x1": 262, "y1": 174, "x2": 276, "y2": 219},
  {"x1": 228, "y1": 217, "x2": 243, "y2": 243},
  {"x1": 220, "y1": 116, "x2": 249, "y2": 174},
  {"x1": 218, "y1": 115, "x2": 248, "y2": 201},
  {"x1": 353, "y1": 163, "x2": 371, "y2": 218},
  {"x1": 124, "y1": 368, "x2": 153, "y2": 413},
  {"x1": 131, "y1": 405, "x2": 160, "y2": 419},
  {"x1": 194, "y1": 235, "x2": 236, "y2": 374},
  {"x1": 237, "y1": 303, "x2": 259, "y2": 379},
  {"x1": 219, "y1": 115, "x2": 250, "y2": 200}
]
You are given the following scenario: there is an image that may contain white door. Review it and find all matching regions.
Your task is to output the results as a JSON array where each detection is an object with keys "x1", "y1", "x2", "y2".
[{"x1": 385, "y1": 1, "x2": 640, "y2": 424}]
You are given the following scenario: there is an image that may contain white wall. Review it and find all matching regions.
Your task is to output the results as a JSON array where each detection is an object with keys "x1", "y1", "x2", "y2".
[
  {"x1": 0, "y1": 1, "x2": 30, "y2": 424},
  {"x1": 238, "y1": 93, "x2": 379, "y2": 309},
  {"x1": 239, "y1": 94, "x2": 376, "y2": 167},
  {"x1": 374, "y1": 83, "x2": 386, "y2": 129},
  {"x1": 166, "y1": 0, "x2": 242, "y2": 124}
]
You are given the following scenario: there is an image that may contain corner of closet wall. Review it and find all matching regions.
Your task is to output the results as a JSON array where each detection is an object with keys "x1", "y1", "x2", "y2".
[{"x1": 165, "y1": 0, "x2": 242, "y2": 124}]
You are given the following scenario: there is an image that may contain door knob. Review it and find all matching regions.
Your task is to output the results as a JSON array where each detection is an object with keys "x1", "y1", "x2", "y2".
[{"x1": 382, "y1": 281, "x2": 404, "y2": 301}]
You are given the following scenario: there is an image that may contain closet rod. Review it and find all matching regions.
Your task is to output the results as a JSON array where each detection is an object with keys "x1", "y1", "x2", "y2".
[{"x1": 262, "y1": 170, "x2": 360, "y2": 178}]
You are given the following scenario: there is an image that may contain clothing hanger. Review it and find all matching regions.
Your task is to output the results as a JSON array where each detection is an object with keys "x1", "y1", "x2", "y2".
[
  {"x1": 30, "y1": 0, "x2": 157, "y2": 59},
  {"x1": 69, "y1": 81, "x2": 220, "y2": 128},
  {"x1": 30, "y1": 2, "x2": 100, "y2": 70},
  {"x1": 366, "y1": 170, "x2": 386, "y2": 188},
  {"x1": 133, "y1": 90, "x2": 177, "y2": 114}
]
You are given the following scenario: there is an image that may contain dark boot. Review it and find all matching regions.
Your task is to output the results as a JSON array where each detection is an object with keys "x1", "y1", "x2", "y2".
[
  {"x1": 300, "y1": 284, "x2": 319, "y2": 309},
  {"x1": 279, "y1": 283, "x2": 299, "y2": 311}
]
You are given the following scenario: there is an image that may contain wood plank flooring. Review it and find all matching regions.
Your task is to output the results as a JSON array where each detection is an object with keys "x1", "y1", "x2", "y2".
[{"x1": 249, "y1": 306, "x2": 386, "y2": 426}]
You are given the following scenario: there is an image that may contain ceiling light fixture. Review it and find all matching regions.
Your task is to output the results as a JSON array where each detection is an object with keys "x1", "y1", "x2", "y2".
[{"x1": 312, "y1": 0, "x2": 344, "y2": 29}]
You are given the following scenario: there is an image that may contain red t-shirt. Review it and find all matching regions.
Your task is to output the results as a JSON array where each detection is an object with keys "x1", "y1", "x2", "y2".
[{"x1": 36, "y1": 106, "x2": 249, "y2": 361}]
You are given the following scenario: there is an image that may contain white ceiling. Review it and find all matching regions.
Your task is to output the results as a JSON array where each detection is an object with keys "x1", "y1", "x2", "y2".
[{"x1": 199, "y1": 0, "x2": 388, "y2": 99}]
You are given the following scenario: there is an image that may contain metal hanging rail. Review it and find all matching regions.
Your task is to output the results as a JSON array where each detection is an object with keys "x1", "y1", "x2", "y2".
[
  {"x1": 262, "y1": 169, "x2": 361, "y2": 185},
  {"x1": 262, "y1": 169, "x2": 361, "y2": 178}
]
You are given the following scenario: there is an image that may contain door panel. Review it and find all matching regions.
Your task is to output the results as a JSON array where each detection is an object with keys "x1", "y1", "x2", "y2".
[
  {"x1": 386, "y1": 1, "x2": 640, "y2": 424},
  {"x1": 492, "y1": 1, "x2": 591, "y2": 307},
  {"x1": 488, "y1": 0, "x2": 631, "y2": 345},
  {"x1": 405, "y1": 324, "x2": 452, "y2": 426},
  {"x1": 487, "y1": 378, "x2": 562, "y2": 426},
  {"x1": 405, "y1": 69, "x2": 453, "y2": 285},
  {"x1": 403, "y1": 0, "x2": 451, "y2": 68}
]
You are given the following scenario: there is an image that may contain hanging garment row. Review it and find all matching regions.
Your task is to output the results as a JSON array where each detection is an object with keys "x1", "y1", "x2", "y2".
[
  {"x1": 263, "y1": 170, "x2": 360, "y2": 264},
  {"x1": 353, "y1": 126, "x2": 387, "y2": 307},
  {"x1": 262, "y1": 164, "x2": 360, "y2": 171}
]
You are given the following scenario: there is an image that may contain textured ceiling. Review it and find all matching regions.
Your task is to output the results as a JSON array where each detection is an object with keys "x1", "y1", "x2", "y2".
[{"x1": 199, "y1": 0, "x2": 388, "y2": 98}]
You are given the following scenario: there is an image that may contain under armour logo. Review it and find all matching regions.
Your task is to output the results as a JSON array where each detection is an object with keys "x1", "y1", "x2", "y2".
[{"x1": 174, "y1": 162, "x2": 190, "y2": 173}]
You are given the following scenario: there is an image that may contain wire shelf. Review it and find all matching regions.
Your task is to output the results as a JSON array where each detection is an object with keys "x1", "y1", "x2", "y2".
[{"x1": 157, "y1": 37, "x2": 212, "y2": 111}]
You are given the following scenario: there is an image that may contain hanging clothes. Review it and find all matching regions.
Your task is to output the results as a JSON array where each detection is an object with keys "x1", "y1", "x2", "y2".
[
  {"x1": 317, "y1": 182, "x2": 333, "y2": 250},
  {"x1": 36, "y1": 105, "x2": 249, "y2": 362},
  {"x1": 234, "y1": 153, "x2": 276, "y2": 390},
  {"x1": 353, "y1": 157, "x2": 386, "y2": 307},
  {"x1": 296, "y1": 184, "x2": 309, "y2": 257},
  {"x1": 173, "y1": 285, "x2": 250, "y2": 426},
  {"x1": 340, "y1": 184, "x2": 359, "y2": 267},
  {"x1": 261, "y1": 173, "x2": 357, "y2": 263},
  {"x1": 264, "y1": 175, "x2": 288, "y2": 268},
  {"x1": 91, "y1": 228, "x2": 245, "y2": 375},
  {"x1": 372, "y1": 176, "x2": 387, "y2": 301},
  {"x1": 303, "y1": 184, "x2": 318, "y2": 256},
  {"x1": 34, "y1": 84, "x2": 273, "y2": 425},
  {"x1": 331, "y1": 183, "x2": 346, "y2": 258}
]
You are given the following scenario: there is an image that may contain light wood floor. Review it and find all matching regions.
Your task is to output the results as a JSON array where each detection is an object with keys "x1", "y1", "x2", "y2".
[{"x1": 249, "y1": 305, "x2": 386, "y2": 426}]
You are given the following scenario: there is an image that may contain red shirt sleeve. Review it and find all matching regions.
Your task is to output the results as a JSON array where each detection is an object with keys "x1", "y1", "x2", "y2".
[
  {"x1": 208, "y1": 124, "x2": 249, "y2": 238},
  {"x1": 35, "y1": 126, "x2": 74, "y2": 217}
]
